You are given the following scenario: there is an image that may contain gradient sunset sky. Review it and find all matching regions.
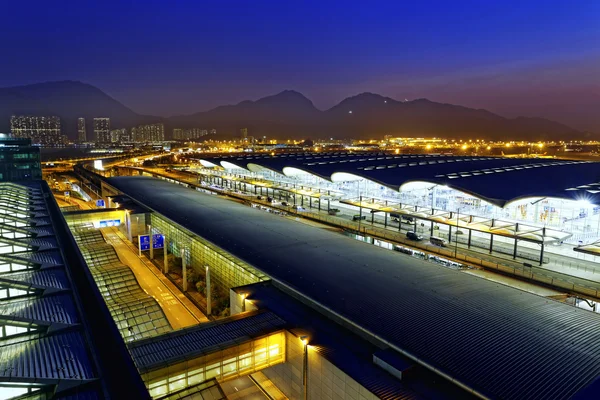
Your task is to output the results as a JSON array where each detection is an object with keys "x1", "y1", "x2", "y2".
[{"x1": 1, "y1": 0, "x2": 598, "y2": 130}]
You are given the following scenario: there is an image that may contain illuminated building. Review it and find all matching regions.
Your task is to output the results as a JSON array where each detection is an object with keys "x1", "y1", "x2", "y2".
[
  {"x1": 132, "y1": 123, "x2": 164, "y2": 143},
  {"x1": 10, "y1": 115, "x2": 61, "y2": 146},
  {"x1": 110, "y1": 128, "x2": 130, "y2": 143},
  {"x1": 172, "y1": 128, "x2": 209, "y2": 141},
  {"x1": 78, "y1": 117, "x2": 86, "y2": 142},
  {"x1": 94, "y1": 117, "x2": 111, "y2": 143},
  {"x1": 0, "y1": 134, "x2": 41, "y2": 181}
]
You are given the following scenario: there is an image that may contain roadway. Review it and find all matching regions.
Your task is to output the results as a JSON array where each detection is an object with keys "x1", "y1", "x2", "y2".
[{"x1": 101, "y1": 226, "x2": 209, "y2": 329}]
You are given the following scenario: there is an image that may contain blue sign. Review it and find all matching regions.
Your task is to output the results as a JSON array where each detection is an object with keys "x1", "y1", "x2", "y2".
[
  {"x1": 96, "y1": 199, "x2": 105, "y2": 208},
  {"x1": 152, "y1": 234, "x2": 164, "y2": 249},
  {"x1": 98, "y1": 219, "x2": 121, "y2": 228},
  {"x1": 139, "y1": 235, "x2": 150, "y2": 251}
]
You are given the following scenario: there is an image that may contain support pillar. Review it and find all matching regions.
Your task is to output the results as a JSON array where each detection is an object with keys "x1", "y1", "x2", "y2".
[
  {"x1": 468, "y1": 229, "x2": 472, "y2": 248},
  {"x1": 149, "y1": 225, "x2": 154, "y2": 259},
  {"x1": 181, "y1": 248, "x2": 187, "y2": 292},
  {"x1": 206, "y1": 265, "x2": 211, "y2": 316},
  {"x1": 384, "y1": 212, "x2": 388, "y2": 228},
  {"x1": 489, "y1": 234, "x2": 494, "y2": 254},
  {"x1": 163, "y1": 235, "x2": 168, "y2": 273},
  {"x1": 539, "y1": 227, "x2": 546, "y2": 266}
]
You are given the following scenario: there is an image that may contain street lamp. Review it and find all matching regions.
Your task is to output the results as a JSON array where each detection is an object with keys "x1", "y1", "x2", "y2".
[{"x1": 300, "y1": 336, "x2": 309, "y2": 400}]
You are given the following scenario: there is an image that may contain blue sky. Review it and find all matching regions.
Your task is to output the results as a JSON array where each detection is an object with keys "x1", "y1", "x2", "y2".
[{"x1": 0, "y1": 0, "x2": 598, "y2": 121}]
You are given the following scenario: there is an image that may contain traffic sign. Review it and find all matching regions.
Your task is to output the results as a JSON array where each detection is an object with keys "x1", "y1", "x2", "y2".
[
  {"x1": 64, "y1": 191, "x2": 70, "y2": 197},
  {"x1": 152, "y1": 234, "x2": 164, "y2": 249},
  {"x1": 96, "y1": 199, "x2": 105, "y2": 208},
  {"x1": 139, "y1": 235, "x2": 150, "y2": 251}
]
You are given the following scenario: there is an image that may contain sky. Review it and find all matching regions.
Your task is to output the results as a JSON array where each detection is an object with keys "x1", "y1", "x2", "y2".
[{"x1": 0, "y1": 0, "x2": 599, "y2": 129}]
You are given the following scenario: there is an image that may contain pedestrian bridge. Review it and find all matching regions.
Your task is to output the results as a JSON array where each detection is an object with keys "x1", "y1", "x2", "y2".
[{"x1": 127, "y1": 310, "x2": 287, "y2": 398}]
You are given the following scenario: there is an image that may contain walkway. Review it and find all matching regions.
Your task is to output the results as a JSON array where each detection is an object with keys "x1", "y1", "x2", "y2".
[{"x1": 101, "y1": 226, "x2": 209, "y2": 329}]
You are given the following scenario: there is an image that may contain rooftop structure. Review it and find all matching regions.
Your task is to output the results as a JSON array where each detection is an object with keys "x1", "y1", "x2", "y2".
[
  {"x1": 108, "y1": 176, "x2": 600, "y2": 399},
  {"x1": 0, "y1": 180, "x2": 148, "y2": 399}
]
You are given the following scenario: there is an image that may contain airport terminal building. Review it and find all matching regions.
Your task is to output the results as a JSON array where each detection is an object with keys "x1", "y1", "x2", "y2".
[{"x1": 96, "y1": 172, "x2": 600, "y2": 400}]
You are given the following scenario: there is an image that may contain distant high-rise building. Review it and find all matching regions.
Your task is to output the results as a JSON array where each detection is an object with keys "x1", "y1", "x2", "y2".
[
  {"x1": 0, "y1": 134, "x2": 41, "y2": 181},
  {"x1": 210, "y1": 129, "x2": 217, "y2": 135},
  {"x1": 78, "y1": 118, "x2": 86, "y2": 142},
  {"x1": 94, "y1": 118, "x2": 111, "y2": 143},
  {"x1": 10, "y1": 115, "x2": 61, "y2": 146},
  {"x1": 172, "y1": 128, "x2": 208, "y2": 141},
  {"x1": 241, "y1": 128, "x2": 248, "y2": 141},
  {"x1": 132, "y1": 123, "x2": 164, "y2": 143},
  {"x1": 110, "y1": 128, "x2": 129, "y2": 143}
]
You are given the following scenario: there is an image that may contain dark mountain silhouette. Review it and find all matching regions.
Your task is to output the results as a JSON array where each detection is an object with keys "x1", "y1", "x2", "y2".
[
  {"x1": 0, "y1": 81, "x2": 159, "y2": 138},
  {"x1": 0, "y1": 81, "x2": 585, "y2": 140},
  {"x1": 171, "y1": 91, "x2": 582, "y2": 140}
]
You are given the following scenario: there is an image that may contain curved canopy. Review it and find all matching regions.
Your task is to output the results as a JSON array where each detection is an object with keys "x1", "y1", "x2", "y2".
[{"x1": 195, "y1": 152, "x2": 600, "y2": 207}]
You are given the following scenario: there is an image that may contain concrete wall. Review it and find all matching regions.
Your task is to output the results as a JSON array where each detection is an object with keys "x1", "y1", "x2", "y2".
[{"x1": 262, "y1": 331, "x2": 379, "y2": 400}]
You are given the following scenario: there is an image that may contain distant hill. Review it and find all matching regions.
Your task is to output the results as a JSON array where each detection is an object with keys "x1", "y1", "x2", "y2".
[
  {"x1": 0, "y1": 81, "x2": 159, "y2": 138},
  {"x1": 170, "y1": 91, "x2": 582, "y2": 140},
  {"x1": 0, "y1": 81, "x2": 584, "y2": 140}
]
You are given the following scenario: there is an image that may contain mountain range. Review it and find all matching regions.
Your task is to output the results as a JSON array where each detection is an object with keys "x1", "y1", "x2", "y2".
[{"x1": 0, "y1": 81, "x2": 590, "y2": 141}]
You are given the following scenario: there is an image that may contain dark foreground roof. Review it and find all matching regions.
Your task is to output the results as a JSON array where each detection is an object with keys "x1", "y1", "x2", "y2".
[
  {"x1": 0, "y1": 181, "x2": 148, "y2": 399},
  {"x1": 198, "y1": 152, "x2": 600, "y2": 206},
  {"x1": 234, "y1": 282, "x2": 474, "y2": 400},
  {"x1": 109, "y1": 176, "x2": 600, "y2": 400}
]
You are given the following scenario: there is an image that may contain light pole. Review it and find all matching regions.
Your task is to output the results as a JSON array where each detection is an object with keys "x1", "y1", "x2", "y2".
[
  {"x1": 454, "y1": 208, "x2": 460, "y2": 257},
  {"x1": 300, "y1": 336, "x2": 309, "y2": 400}
]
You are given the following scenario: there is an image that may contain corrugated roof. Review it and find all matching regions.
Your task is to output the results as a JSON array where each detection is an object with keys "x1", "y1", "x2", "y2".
[
  {"x1": 111, "y1": 176, "x2": 600, "y2": 400},
  {"x1": 0, "y1": 181, "x2": 112, "y2": 399},
  {"x1": 0, "y1": 293, "x2": 79, "y2": 324},
  {"x1": 128, "y1": 310, "x2": 286, "y2": 373},
  {"x1": 0, "y1": 331, "x2": 95, "y2": 381}
]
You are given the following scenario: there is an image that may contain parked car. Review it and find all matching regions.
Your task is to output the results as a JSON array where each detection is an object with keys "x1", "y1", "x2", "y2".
[
  {"x1": 352, "y1": 215, "x2": 366, "y2": 221},
  {"x1": 406, "y1": 231, "x2": 423, "y2": 241},
  {"x1": 430, "y1": 237, "x2": 447, "y2": 247}
]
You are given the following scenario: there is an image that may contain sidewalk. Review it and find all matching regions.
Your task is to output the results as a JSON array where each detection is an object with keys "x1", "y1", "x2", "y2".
[{"x1": 102, "y1": 227, "x2": 209, "y2": 329}]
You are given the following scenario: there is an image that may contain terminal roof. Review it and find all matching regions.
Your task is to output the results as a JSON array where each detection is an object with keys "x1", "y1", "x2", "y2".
[
  {"x1": 110, "y1": 176, "x2": 600, "y2": 400},
  {"x1": 197, "y1": 152, "x2": 600, "y2": 206}
]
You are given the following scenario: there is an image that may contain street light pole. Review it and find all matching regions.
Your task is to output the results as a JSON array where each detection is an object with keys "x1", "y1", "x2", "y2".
[{"x1": 300, "y1": 336, "x2": 309, "y2": 400}]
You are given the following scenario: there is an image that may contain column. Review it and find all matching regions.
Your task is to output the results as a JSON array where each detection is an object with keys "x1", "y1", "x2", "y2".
[
  {"x1": 181, "y1": 248, "x2": 187, "y2": 291},
  {"x1": 149, "y1": 225, "x2": 154, "y2": 259},
  {"x1": 206, "y1": 265, "x2": 211, "y2": 316},
  {"x1": 163, "y1": 235, "x2": 168, "y2": 273}
]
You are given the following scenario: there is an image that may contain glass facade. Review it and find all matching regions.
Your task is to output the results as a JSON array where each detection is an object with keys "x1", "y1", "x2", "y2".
[
  {"x1": 151, "y1": 214, "x2": 267, "y2": 291},
  {"x1": 143, "y1": 331, "x2": 285, "y2": 399},
  {"x1": 0, "y1": 135, "x2": 41, "y2": 182}
]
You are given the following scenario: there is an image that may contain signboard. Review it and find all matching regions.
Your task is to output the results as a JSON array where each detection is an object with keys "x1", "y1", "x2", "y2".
[
  {"x1": 152, "y1": 234, "x2": 164, "y2": 249},
  {"x1": 96, "y1": 199, "x2": 105, "y2": 208},
  {"x1": 139, "y1": 235, "x2": 150, "y2": 251},
  {"x1": 94, "y1": 160, "x2": 103, "y2": 170},
  {"x1": 98, "y1": 219, "x2": 120, "y2": 228}
]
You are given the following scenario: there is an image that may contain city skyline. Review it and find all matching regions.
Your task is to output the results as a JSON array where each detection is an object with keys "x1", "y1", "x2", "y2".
[{"x1": 0, "y1": 1, "x2": 598, "y2": 132}]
